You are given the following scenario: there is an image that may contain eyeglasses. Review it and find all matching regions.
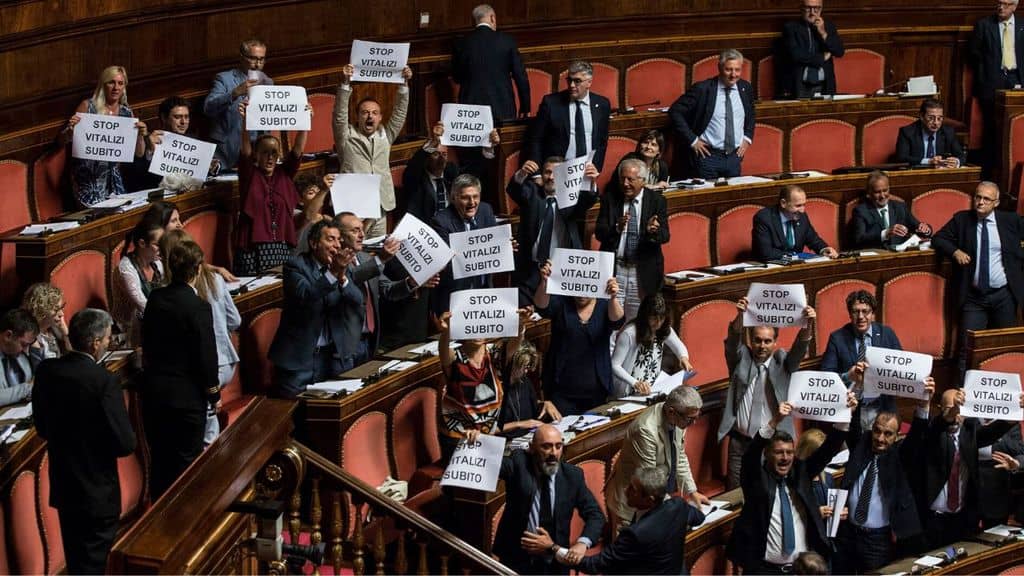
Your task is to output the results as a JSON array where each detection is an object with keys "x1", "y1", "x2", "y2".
[
  {"x1": 923, "y1": 115, "x2": 944, "y2": 122},
  {"x1": 850, "y1": 309, "x2": 873, "y2": 317},
  {"x1": 974, "y1": 195, "x2": 998, "y2": 203},
  {"x1": 801, "y1": 4, "x2": 823, "y2": 11},
  {"x1": 242, "y1": 54, "x2": 266, "y2": 63},
  {"x1": 567, "y1": 76, "x2": 591, "y2": 85}
]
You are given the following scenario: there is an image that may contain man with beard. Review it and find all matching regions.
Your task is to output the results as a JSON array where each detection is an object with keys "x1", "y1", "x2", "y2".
[{"x1": 492, "y1": 424, "x2": 605, "y2": 574}]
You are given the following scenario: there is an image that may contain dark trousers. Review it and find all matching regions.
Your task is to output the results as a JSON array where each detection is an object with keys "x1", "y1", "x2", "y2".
[
  {"x1": 551, "y1": 391, "x2": 606, "y2": 417},
  {"x1": 924, "y1": 509, "x2": 968, "y2": 549},
  {"x1": 958, "y1": 286, "x2": 1018, "y2": 371},
  {"x1": 833, "y1": 522, "x2": 893, "y2": 574},
  {"x1": 272, "y1": 347, "x2": 344, "y2": 399},
  {"x1": 979, "y1": 462, "x2": 1012, "y2": 527},
  {"x1": 695, "y1": 149, "x2": 741, "y2": 180},
  {"x1": 755, "y1": 560, "x2": 794, "y2": 574},
  {"x1": 144, "y1": 403, "x2": 205, "y2": 500},
  {"x1": 57, "y1": 507, "x2": 118, "y2": 575},
  {"x1": 726, "y1": 431, "x2": 753, "y2": 491}
]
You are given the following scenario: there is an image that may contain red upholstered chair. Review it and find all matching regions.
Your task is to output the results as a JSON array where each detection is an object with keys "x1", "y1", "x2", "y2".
[
  {"x1": 757, "y1": 55, "x2": 775, "y2": 100},
  {"x1": 1008, "y1": 115, "x2": 1024, "y2": 192},
  {"x1": 305, "y1": 92, "x2": 336, "y2": 153},
  {"x1": 569, "y1": 459, "x2": 607, "y2": 559},
  {"x1": 814, "y1": 280, "x2": 876, "y2": 356},
  {"x1": 999, "y1": 565, "x2": 1024, "y2": 576},
  {"x1": 790, "y1": 119, "x2": 855, "y2": 173},
  {"x1": 341, "y1": 411, "x2": 392, "y2": 536},
  {"x1": 741, "y1": 123, "x2": 784, "y2": 176},
  {"x1": 625, "y1": 58, "x2": 686, "y2": 109},
  {"x1": 241, "y1": 307, "x2": 282, "y2": 395},
  {"x1": 597, "y1": 136, "x2": 639, "y2": 190},
  {"x1": 391, "y1": 387, "x2": 443, "y2": 495},
  {"x1": 685, "y1": 412, "x2": 725, "y2": 496},
  {"x1": 0, "y1": 245, "x2": 17, "y2": 307},
  {"x1": 32, "y1": 147, "x2": 67, "y2": 222},
  {"x1": 51, "y1": 250, "x2": 108, "y2": 318},
  {"x1": 490, "y1": 502, "x2": 505, "y2": 550},
  {"x1": 980, "y1": 352, "x2": 1024, "y2": 380},
  {"x1": 9, "y1": 471, "x2": 45, "y2": 575},
  {"x1": 910, "y1": 188, "x2": 971, "y2": 231},
  {"x1": 390, "y1": 164, "x2": 405, "y2": 191},
  {"x1": 665, "y1": 212, "x2": 711, "y2": 272},
  {"x1": 503, "y1": 150, "x2": 521, "y2": 215},
  {"x1": 424, "y1": 78, "x2": 459, "y2": 128},
  {"x1": 37, "y1": 454, "x2": 65, "y2": 575},
  {"x1": 715, "y1": 204, "x2": 762, "y2": 264},
  {"x1": 803, "y1": 198, "x2": 839, "y2": 252},
  {"x1": 559, "y1": 63, "x2": 620, "y2": 110},
  {"x1": 0, "y1": 502, "x2": 8, "y2": 574},
  {"x1": 834, "y1": 48, "x2": 885, "y2": 95},
  {"x1": 691, "y1": 545, "x2": 728, "y2": 576},
  {"x1": 513, "y1": 68, "x2": 554, "y2": 116},
  {"x1": 0, "y1": 160, "x2": 31, "y2": 234},
  {"x1": 679, "y1": 300, "x2": 736, "y2": 387},
  {"x1": 882, "y1": 272, "x2": 946, "y2": 357},
  {"x1": 218, "y1": 332, "x2": 252, "y2": 429},
  {"x1": 861, "y1": 115, "x2": 915, "y2": 165},
  {"x1": 118, "y1": 390, "x2": 146, "y2": 518},
  {"x1": 692, "y1": 55, "x2": 752, "y2": 84},
  {"x1": 182, "y1": 210, "x2": 231, "y2": 269},
  {"x1": 962, "y1": 64, "x2": 984, "y2": 150}
]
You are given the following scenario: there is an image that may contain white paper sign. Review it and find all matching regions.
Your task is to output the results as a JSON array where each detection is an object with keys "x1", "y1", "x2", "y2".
[
  {"x1": 449, "y1": 288, "x2": 519, "y2": 341},
  {"x1": 449, "y1": 224, "x2": 514, "y2": 280},
  {"x1": 246, "y1": 86, "x2": 310, "y2": 131},
  {"x1": 787, "y1": 371, "x2": 851, "y2": 423},
  {"x1": 440, "y1": 434, "x2": 507, "y2": 492},
  {"x1": 553, "y1": 152, "x2": 595, "y2": 208},
  {"x1": 148, "y1": 132, "x2": 216, "y2": 180},
  {"x1": 743, "y1": 282, "x2": 808, "y2": 327},
  {"x1": 351, "y1": 40, "x2": 410, "y2": 84},
  {"x1": 962, "y1": 370, "x2": 1023, "y2": 421},
  {"x1": 330, "y1": 173, "x2": 382, "y2": 219},
  {"x1": 827, "y1": 489, "x2": 848, "y2": 537},
  {"x1": 391, "y1": 213, "x2": 455, "y2": 286},
  {"x1": 863, "y1": 347, "x2": 933, "y2": 401},
  {"x1": 71, "y1": 113, "x2": 137, "y2": 162},
  {"x1": 547, "y1": 248, "x2": 615, "y2": 299},
  {"x1": 440, "y1": 104, "x2": 493, "y2": 147}
]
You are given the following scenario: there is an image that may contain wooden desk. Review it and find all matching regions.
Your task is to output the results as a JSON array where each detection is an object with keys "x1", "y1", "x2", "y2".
[
  {"x1": 876, "y1": 539, "x2": 1024, "y2": 575},
  {"x1": 967, "y1": 326, "x2": 1024, "y2": 369},
  {"x1": 994, "y1": 89, "x2": 1024, "y2": 198}
]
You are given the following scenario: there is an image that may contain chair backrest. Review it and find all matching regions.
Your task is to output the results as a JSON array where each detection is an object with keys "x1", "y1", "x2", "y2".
[
  {"x1": 625, "y1": 58, "x2": 686, "y2": 109},
  {"x1": 814, "y1": 280, "x2": 876, "y2": 356},
  {"x1": 834, "y1": 48, "x2": 885, "y2": 94},
  {"x1": 882, "y1": 272, "x2": 946, "y2": 356},
  {"x1": 0, "y1": 501, "x2": 8, "y2": 575},
  {"x1": 678, "y1": 300, "x2": 737, "y2": 386},
  {"x1": 861, "y1": 115, "x2": 916, "y2": 165},
  {"x1": 691, "y1": 542, "x2": 728, "y2": 576},
  {"x1": 998, "y1": 565, "x2": 1024, "y2": 576},
  {"x1": 341, "y1": 411, "x2": 392, "y2": 487},
  {"x1": 790, "y1": 119, "x2": 856, "y2": 173},
  {"x1": 692, "y1": 55, "x2": 752, "y2": 84},
  {"x1": 502, "y1": 150, "x2": 521, "y2": 215},
  {"x1": 665, "y1": 212, "x2": 712, "y2": 271},
  {"x1": 182, "y1": 209, "x2": 230, "y2": 269},
  {"x1": 683, "y1": 413, "x2": 723, "y2": 496},
  {"x1": 9, "y1": 471, "x2": 44, "y2": 575},
  {"x1": 513, "y1": 68, "x2": 554, "y2": 116},
  {"x1": 803, "y1": 198, "x2": 839, "y2": 252},
  {"x1": 424, "y1": 78, "x2": 459, "y2": 128},
  {"x1": 118, "y1": 388, "x2": 146, "y2": 518},
  {"x1": 979, "y1": 352, "x2": 1024, "y2": 380},
  {"x1": 559, "y1": 62, "x2": 620, "y2": 110},
  {"x1": 0, "y1": 160, "x2": 31, "y2": 235},
  {"x1": 50, "y1": 249, "x2": 108, "y2": 318},
  {"x1": 241, "y1": 307, "x2": 282, "y2": 395},
  {"x1": 0, "y1": 245, "x2": 18, "y2": 309},
  {"x1": 32, "y1": 147, "x2": 67, "y2": 222},
  {"x1": 910, "y1": 188, "x2": 971, "y2": 231},
  {"x1": 715, "y1": 204, "x2": 762, "y2": 264},
  {"x1": 757, "y1": 55, "x2": 775, "y2": 100},
  {"x1": 490, "y1": 502, "x2": 505, "y2": 550},
  {"x1": 569, "y1": 459, "x2": 607, "y2": 545},
  {"x1": 391, "y1": 387, "x2": 441, "y2": 482},
  {"x1": 37, "y1": 454, "x2": 65, "y2": 575},
  {"x1": 741, "y1": 123, "x2": 784, "y2": 176},
  {"x1": 390, "y1": 164, "x2": 406, "y2": 191},
  {"x1": 305, "y1": 92, "x2": 336, "y2": 153},
  {"x1": 597, "y1": 136, "x2": 638, "y2": 191}
]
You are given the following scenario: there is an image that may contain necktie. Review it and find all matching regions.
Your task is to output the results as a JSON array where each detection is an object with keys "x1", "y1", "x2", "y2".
[
  {"x1": 778, "y1": 479, "x2": 796, "y2": 556},
  {"x1": 1004, "y1": 22, "x2": 1017, "y2": 71},
  {"x1": 947, "y1": 431, "x2": 961, "y2": 511},
  {"x1": 854, "y1": 455, "x2": 877, "y2": 525},
  {"x1": 434, "y1": 178, "x2": 446, "y2": 210},
  {"x1": 978, "y1": 218, "x2": 991, "y2": 291},
  {"x1": 539, "y1": 474, "x2": 554, "y2": 531},
  {"x1": 364, "y1": 282, "x2": 375, "y2": 334},
  {"x1": 880, "y1": 207, "x2": 890, "y2": 230},
  {"x1": 857, "y1": 333, "x2": 868, "y2": 363},
  {"x1": 748, "y1": 364, "x2": 769, "y2": 436},
  {"x1": 666, "y1": 427, "x2": 678, "y2": 494},
  {"x1": 926, "y1": 134, "x2": 935, "y2": 159},
  {"x1": 625, "y1": 199, "x2": 640, "y2": 260},
  {"x1": 785, "y1": 220, "x2": 796, "y2": 251},
  {"x1": 320, "y1": 266, "x2": 334, "y2": 347},
  {"x1": 536, "y1": 197, "x2": 557, "y2": 263},
  {"x1": 574, "y1": 100, "x2": 587, "y2": 159},
  {"x1": 724, "y1": 85, "x2": 736, "y2": 152}
]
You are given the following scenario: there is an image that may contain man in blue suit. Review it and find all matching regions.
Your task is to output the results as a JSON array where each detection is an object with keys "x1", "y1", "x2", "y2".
[
  {"x1": 894, "y1": 99, "x2": 965, "y2": 168},
  {"x1": 203, "y1": 38, "x2": 272, "y2": 169},
  {"x1": 850, "y1": 171, "x2": 932, "y2": 249},
  {"x1": 752, "y1": 185, "x2": 839, "y2": 261},
  {"x1": 820, "y1": 290, "x2": 903, "y2": 429}
]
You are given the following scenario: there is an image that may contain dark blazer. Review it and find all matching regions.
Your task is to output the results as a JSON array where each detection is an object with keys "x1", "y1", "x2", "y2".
[
  {"x1": 752, "y1": 205, "x2": 828, "y2": 261},
  {"x1": 452, "y1": 25, "x2": 531, "y2": 122},
  {"x1": 402, "y1": 147, "x2": 459, "y2": 222},
  {"x1": 820, "y1": 322, "x2": 902, "y2": 379},
  {"x1": 594, "y1": 188, "x2": 670, "y2": 295},
  {"x1": 668, "y1": 77, "x2": 756, "y2": 148},
  {"x1": 971, "y1": 15, "x2": 1024, "y2": 101},
  {"x1": 493, "y1": 449, "x2": 605, "y2": 574},
  {"x1": 142, "y1": 281, "x2": 219, "y2": 412},
  {"x1": 726, "y1": 424, "x2": 846, "y2": 571},
  {"x1": 269, "y1": 251, "x2": 363, "y2": 372},
  {"x1": 931, "y1": 209, "x2": 1024, "y2": 307},
  {"x1": 33, "y1": 352, "x2": 136, "y2": 517},
  {"x1": 526, "y1": 91, "x2": 612, "y2": 171},
  {"x1": 895, "y1": 122, "x2": 966, "y2": 166},
  {"x1": 850, "y1": 200, "x2": 924, "y2": 249},
  {"x1": 577, "y1": 497, "x2": 705, "y2": 576},
  {"x1": 779, "y1": 19, "x2": 846, "y2": 96},
  {"x1": 430, "y1": 202, "x2": 498, "y2": 314},
  {"x1": 344, "y1": 252, "x2": 415, "y2": 355}
]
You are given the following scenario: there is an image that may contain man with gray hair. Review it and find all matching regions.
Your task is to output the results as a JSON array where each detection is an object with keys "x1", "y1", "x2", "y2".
[
  {"x1": 203, "y1": 38, "x2": 273, "y2": 169},
  {"x1": 33, "y1": 308, "x2": 137, "y2": 574},
  {"x1": 526, "y1": 60, "x2": 611, "y2": 173},
  {"x1": 594, "y1": 156, "x2": 669, "y2": 321},
  {"x1": 605, "y1": 385, "x2": 710, "y2": 532},
  {"x1": 452, "y1": 4, "x2": 530, "y2": 123},
  {"x1": 669, "y1": 48, "x2": 755, "y2": 180}
]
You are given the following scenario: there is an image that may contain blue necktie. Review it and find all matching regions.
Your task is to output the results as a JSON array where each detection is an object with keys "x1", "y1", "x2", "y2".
[
  {"x1": 785, "y1": 220, "x2": 796, "y2": 251},
  {"x1": 926, "y1": 134, "x2": 935, "y2": 159},
  {"x1": 778, "y1": 479, "x2": 796, "y2": 555},
  {"x1": 979, "y1": 218, "x2": 991, "y2": 291},
  {"x1": 574, "y1": 101, "x2": 587, "y2": 159}
]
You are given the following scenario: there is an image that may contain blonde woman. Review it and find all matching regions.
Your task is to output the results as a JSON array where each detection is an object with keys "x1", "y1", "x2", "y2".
[{"x1": 20, "y1": 283, "x2": 71, "y2": 359}]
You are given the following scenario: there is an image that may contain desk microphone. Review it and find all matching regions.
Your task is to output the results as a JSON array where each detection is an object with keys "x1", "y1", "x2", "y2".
[{"x1": 874, "y1": 75, "x2": 906, "y2": 95}]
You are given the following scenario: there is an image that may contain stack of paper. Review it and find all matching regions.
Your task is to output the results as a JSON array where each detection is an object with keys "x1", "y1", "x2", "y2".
[
  {"x1": 409, "y1": 341, "x2": 461, "y2": 356},
  {"x1": 21, "y1": 221, "x2": 81, "y2": 235},
  {"x1": 554, "y1": 414, "x2": 610, "y2": 433},
  {"x1": 307, "y1": 379, "x2": 364, "y2": 395}
]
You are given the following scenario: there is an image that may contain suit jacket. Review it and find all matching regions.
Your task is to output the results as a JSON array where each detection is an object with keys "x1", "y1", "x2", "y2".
[
  {"x1": 668, "y1": 77, "x2": 756, "y2": 150},
  {"x1": 142, "y1": 282, "x2": 219, "y2": 412},
  {"x1": 452, "y1": 25, "x2": 531, "y2": 122},
  {"x1": 778, "y1": 19, "x2": 845, "y2": 97},
  {"x1": 343, "y1": 252, "x2": 415, "y2": 355},
  {"x1": 333, "y1": 84, "x2": 408, "y2": 211},
  {"x1": 717, "y1": 327, "x2": 806, "y2": 442},
  {"x1": 606, "y1": 403, "x2": 696, "y2": 526},
  {"x1": 402, "y1": 147, "x2": 459, "y2": 222},
  {"x1": 726, "y1": 424, "x2": 846, "y2": 571},
  {"x1": 578, "y1": 497, "x2": 705, "y2": 576},
  {"x1": 33, "y1": 352, "x2": 136, "y2": 516},
  {"x1": 971, "y1": 15, "x2": 1024, "y2": 101},
  {"x1": 493, "y1": 450, "x2": 605, "y2": 573},
  {"x1": 895, "y1": 122, "x2": 966, "y2": 166},
  {"x1": 0, "y1": 350, "x2": 37, "y2": 407},
  {"x1": 430, "y1": 202, "x2": 498, "y2": 314},
  {"x1": 820, "y1": 322, "x2": 901, "y2": 426},
  {"x1": 931, "y1": 209, "x2": 1024, "y2": 307},
  {"x1": 752, "y1": 205, "x2": 828, "y2": 261},
  {"x1": 594, "y1": 188, "x2": 670, "y2": 295},
  {"x1": 850, "y1": 200, "x2": 923, "y2": 249},
  {"x1": 203, "y1": 68, "x2": 274, "y2": 169},
  {"x1": 526, "y1": 91, "x2": 612, "y2": 171}
]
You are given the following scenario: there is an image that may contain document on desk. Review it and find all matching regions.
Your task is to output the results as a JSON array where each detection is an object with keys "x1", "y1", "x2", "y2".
[
  {"x1": 693, "y1": 504, "x2": 732, "y2": 528},
  {"x1": 984, "y1": 524, "x2": 1024, "y2": 539},
  {"x1": 0, "y1": 405, "x2": 32, "y2": 420},
  {"x1": 307, "y1": 379, "x2": 364, "y2": 394},
  {"x1": 554, "y1": 414, "x2": 610, "y2": 433},
  {"x1": 408, "y1": 340, "x2": 461, "y2": 356},
  {"x1": 4, "y1": 429, "x2": 28, "y2": 445},
  {"x1": 786, "y1": 170, "x2": 829, "y2": 179},
  {"x1": 830, "y1": 94, "x2": 867, "y2": 101},
  {"x1": 614, "y1": 402, "x2": 647, "y2": 415},
  {"x1": 666, "y1": 269, "x2": 718, "y2": 282},
  {"x1": 227, "y1": 276, "x2": 282, "y2": 292},
  {"x1": 20, "y1": 221, "x2": 81, "y2": 235},
  {"x1": 726, "y1": 175, "x2": 774, "y2": 186}
]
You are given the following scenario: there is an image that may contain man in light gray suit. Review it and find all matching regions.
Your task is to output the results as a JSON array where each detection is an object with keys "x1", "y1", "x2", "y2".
[
  {"x1": 0, "y1": 308, "x2": 40, "y2": 407},
  {"x1": 718, "y1": 296, "x2": 816, "y2": 489}
]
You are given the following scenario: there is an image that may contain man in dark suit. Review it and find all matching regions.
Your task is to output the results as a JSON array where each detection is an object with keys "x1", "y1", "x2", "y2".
[
  {"x1": 493, "y1": 423, "x2": 605, "y2": 574},
  {"x1": 0, "y1": 308, "x2": 40, "y2": 408},
  {"x1": 142, "y1": 240, "x2": 219, "y2": 499},
  {"x1": 507, "y1": 157, "x2": 599, "y2": 305},
  {"x1": 452, "y1": 4, "x2": 530, "y2": 123},
  {"x1": 561, "y1": 467, "x2": 705, "y2": 575},
  {"x1": 33, "y1": 308, "x2": 136, "y2": 574},
  {"x1": 752, "y1": 184, "x2": 839, "y2": 261},
  {"x1": 726, "y1": 398, "x2": 853, "y2": 575},
  {"x1": 970, "y1": 0, "x2": 1024, "y2": 176},
  {"x1": 594, "y1": 158, "x2": 670, "y2": 321},
  {"x1": 778, "y1": 0, "x2": 845, "y2": 97},
  {"x1": 850, "y1": 171, "x2": 932, "y2": 249},
  {"x1": 821, "y1": 290, "x2": 904, "y2": 430},
  {"x1": 525, "y1": 60, "x2": 611, "y2": 173},
  {"x1": 932, "y1": 181, "x2": 1024, "y2": 370},
  {"x1": 895, "y1": 99, "x2": 966, "y2": 167},
  {"x1": 978, "y1": 423, "x2": 1024, "y2": 528},
  {"x1": 668, "y1": 49, "x2": 756, "y2": 179}
]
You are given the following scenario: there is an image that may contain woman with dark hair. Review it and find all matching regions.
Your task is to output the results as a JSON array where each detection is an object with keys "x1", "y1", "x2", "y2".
[
  {"x1": 610, "y1": 293, "x2": 693, "y2": 398},
  {"x1": 606, "y1": 130, "x2": 672, "y2": 200},
  {"x1": 144, "y1": 200, "x2": 183, "y2": 231},
  {"x1": 496, "y1": 338, "x2": 562, "y2": 436},
  {"x1": 113, "y1": 218, "x2": 164, "y2": 347}
]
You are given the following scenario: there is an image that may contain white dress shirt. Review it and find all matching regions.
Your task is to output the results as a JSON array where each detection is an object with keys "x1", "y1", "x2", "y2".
[
  {"x1": 699, "y1": 80, "x2": 750, "y2": 150},
  {"x1": 566, "y1": 95, "x2": 594, "y2": 161}
]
